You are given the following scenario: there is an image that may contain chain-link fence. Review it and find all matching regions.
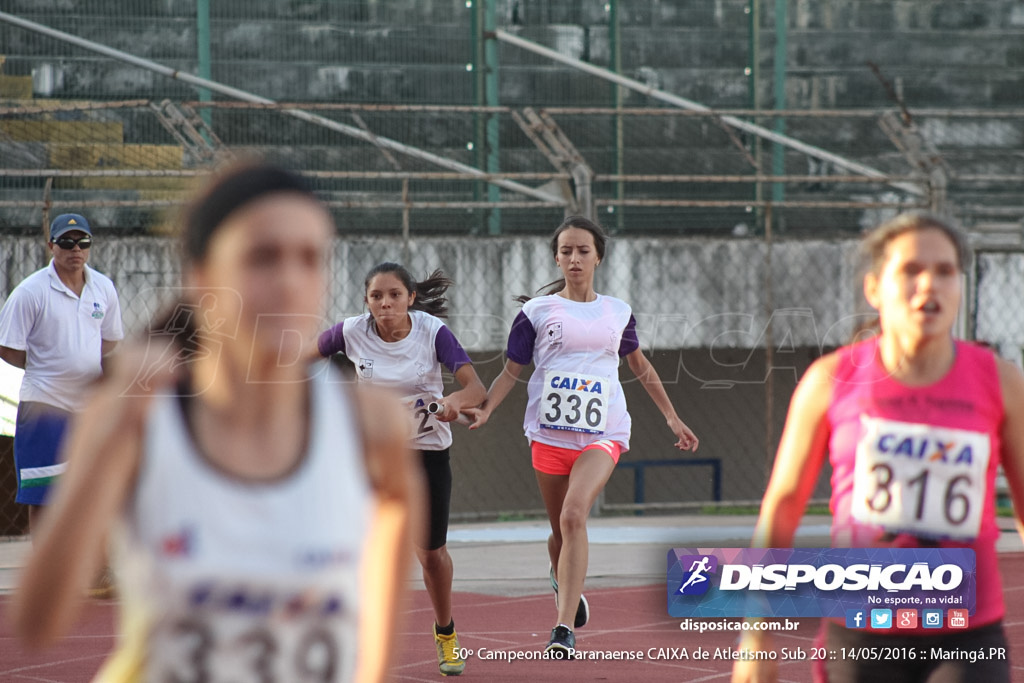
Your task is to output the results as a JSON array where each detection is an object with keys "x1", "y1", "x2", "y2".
[
  {"x1": 3, "y1": 101, "x2": 1022, "y2": 239},
  {"x1": 2, "y1": 100, "x2": 945, "y2": 235},
  {"x1": 3, "y1": 0, "x2": 1024, "y2": 534},
  {"x1": 3, "y1": 100, "x2": 1024, "y2": 534},
  {"x1": 3, "y1": 224, "x2": 1024, "y2": 533}
]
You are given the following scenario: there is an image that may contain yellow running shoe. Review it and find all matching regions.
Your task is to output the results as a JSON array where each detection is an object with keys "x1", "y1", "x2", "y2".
[
  {"x1": 433, "y1": 624, "x2": 466, "y2": 676},
  {"x1": 87, "y1": 566, "x2": 117, "y2": 600}
]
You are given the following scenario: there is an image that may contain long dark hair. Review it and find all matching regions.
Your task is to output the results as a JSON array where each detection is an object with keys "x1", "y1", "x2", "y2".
[
  {"x1": 364, "y1": 262, "x2": 454, "y2": 318},
  {"x1": 149, "y1": 161, "x2": 319, "y2": 356},
  {"x1": 514, "y1": 215, "x2": 608, "y2": 304}
]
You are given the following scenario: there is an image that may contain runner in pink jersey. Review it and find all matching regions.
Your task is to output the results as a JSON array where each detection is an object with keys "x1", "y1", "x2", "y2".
[{"x1": 732, "y1": 212, "x2": 1024, "y2": 683}]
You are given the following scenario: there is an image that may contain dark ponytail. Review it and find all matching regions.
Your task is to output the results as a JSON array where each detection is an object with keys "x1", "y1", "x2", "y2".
[
  {"x1": 364, "y1": 262, "x2": 454, "y2": 318},
  {"x1": 515, "y1": 215, "x2": 609, "y2": 304}
]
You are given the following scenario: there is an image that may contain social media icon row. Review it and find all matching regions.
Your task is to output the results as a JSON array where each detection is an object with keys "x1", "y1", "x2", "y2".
[{"x1": 845, "y1": 609, "x2": 968, "y2": 630}]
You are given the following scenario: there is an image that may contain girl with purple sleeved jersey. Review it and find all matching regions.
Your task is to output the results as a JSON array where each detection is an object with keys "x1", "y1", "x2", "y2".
[
  {"x1": 465, "y1": 216, "x2": 699, "y2": 657},
  {"x1": 318, "y1": 262, "x2": 485, "y2": 677}
]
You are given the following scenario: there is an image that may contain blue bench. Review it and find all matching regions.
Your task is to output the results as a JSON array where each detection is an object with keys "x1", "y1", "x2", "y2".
[{"x1": 615, "y1": 458, "x2": 722, "y2": 506}]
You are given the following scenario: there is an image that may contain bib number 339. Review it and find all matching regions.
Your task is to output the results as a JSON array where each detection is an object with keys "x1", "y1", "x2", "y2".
[
  {"x1": 851, "y1": 416, "x2": 990, "y2": 542},
  {"x1": 539, "y1": 371, "x2": 611, "y2": 434},
  {"x1": 150, "y1": 614, "x2": 350, "y2": 683}
]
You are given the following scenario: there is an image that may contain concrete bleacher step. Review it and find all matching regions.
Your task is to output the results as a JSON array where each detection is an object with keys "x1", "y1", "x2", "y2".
[
  {"x1": 0, "y1": 98, "x2": 123, "y2": 111},
  {"x1": 0, "y1": 62, "x2": 193, "y2": 201},
  {"x1": 44, "y1": 141, "x2": 190, "y2": 195},
  {"x1": 70, "y1": 176, "x2": 195, "y2": 192},
  {"x1": 970, "y1": 223, "x2": 1024, "y2": 250},
  {"x1": 0, "y1": 120, "x2": 124, "y2": 144},
  {"x1": 4, "y1": 18, "x2": 471, "y2": 65},
  {"x1": 0, "y1": 75, "x2": 32, "y2": 100},
  {"x1": 47, "y1": 143, "x2": 183, "y2": 170},
  {"x1": 0, "y1": 187, "x2": 165, "y2": 229}
]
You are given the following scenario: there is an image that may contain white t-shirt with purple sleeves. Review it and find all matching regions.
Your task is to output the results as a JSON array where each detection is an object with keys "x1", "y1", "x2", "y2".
[
  {"x1": 318, "y1": 309, "x2": 472, "y2": 451},
  {"x1": 506, "y1": 294, "x2": 639, "y2": 452}
]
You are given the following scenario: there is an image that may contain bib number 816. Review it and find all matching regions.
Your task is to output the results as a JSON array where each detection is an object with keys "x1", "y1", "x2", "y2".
[{"x1": 865, "y1": 464, "x2": 973, "y2": 527}]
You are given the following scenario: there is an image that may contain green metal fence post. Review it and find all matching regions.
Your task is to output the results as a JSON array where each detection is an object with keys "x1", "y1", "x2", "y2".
[
  {"x1": 609, "y1": 0, "x2": 624, "y2": 232},
  {"x1": 773, "y1": 0, "x2": 787, "y2": 204},
  {"x1": 470, "y1": 0, "x2": 484, "y2": 231},
  {"x1": 748, "y1": 0, "x2": 762, "y2": 233},
  {"x1": 484, "y1": 0, "x2": 501, "y2": 235},
  {"x1": 196, "y1": 0, "x2": 212, "y2": 127}
]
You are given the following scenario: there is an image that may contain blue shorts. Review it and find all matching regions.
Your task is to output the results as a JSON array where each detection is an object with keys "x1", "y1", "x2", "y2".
[{"x1": 13, "y1": 401, "x2": 71, "y2": 506}]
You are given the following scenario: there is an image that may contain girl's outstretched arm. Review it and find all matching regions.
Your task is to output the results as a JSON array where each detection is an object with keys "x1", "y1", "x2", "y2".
[
  {"x1": 625, "y1": 348, "x2": 698, "y2": 451},
  {"x1": 463, "y1": 359, "x2": 525, "y2": 430}
]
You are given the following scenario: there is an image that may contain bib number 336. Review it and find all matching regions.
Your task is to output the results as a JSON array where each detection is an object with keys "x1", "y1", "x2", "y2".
[
  {"x1": 539, "y1": 371, "x2": 611, "y2": 434},
  {"x1": 851, "y1": 416, "x2": 990, "y2": 542}
]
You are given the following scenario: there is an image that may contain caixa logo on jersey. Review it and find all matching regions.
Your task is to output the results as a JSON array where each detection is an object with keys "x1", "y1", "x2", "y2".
[{"x1": 667, "y1": 548, "x2": 976, "y2": 618}]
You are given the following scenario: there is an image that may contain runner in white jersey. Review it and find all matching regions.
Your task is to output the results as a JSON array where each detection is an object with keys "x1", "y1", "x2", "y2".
[
  {"x1": 465, "y1": 216, "x2": 699, "y2": 658},
  {"x1": 319, "y1": 262, "x2": 486, "y2": 676},
  {"x1": 517, "y1": 293, "x2": 633, "y2": 452},
  {"x1": 12, "y1": 163, "x2": 419, "y2": 683}
]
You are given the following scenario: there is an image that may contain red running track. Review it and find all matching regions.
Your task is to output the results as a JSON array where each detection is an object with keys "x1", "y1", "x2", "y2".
[{"x1": 4, "y1": 554, "x2": 1024, "y2": 682}]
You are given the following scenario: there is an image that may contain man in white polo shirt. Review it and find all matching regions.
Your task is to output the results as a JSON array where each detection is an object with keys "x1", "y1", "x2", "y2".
[{"x1": 0, "y1": 213, "x2": 123, "y2": 538}]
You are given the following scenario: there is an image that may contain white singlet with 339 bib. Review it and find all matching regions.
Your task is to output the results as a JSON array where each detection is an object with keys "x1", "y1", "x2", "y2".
[{"x1": 97, "y1": 362, "x2": 371, "y2": 683}]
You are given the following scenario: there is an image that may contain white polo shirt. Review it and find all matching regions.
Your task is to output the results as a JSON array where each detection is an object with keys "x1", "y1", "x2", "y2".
[{"x1": 0, "y1": 260, "x2": 123, "y2": 412}]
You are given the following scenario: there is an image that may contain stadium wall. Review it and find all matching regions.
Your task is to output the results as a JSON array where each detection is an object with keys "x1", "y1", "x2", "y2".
[
  {"x1": 3, "y1": 234, "x2": 1022, "y2": 518},
  {"x1": 4, "y1": 234, "x2": 871, "y2": 351}
]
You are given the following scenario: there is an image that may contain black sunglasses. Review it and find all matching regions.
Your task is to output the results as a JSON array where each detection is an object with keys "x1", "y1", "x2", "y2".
[{"x1": 52, "y1": 236, "x2": 93, "y2": 250}]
